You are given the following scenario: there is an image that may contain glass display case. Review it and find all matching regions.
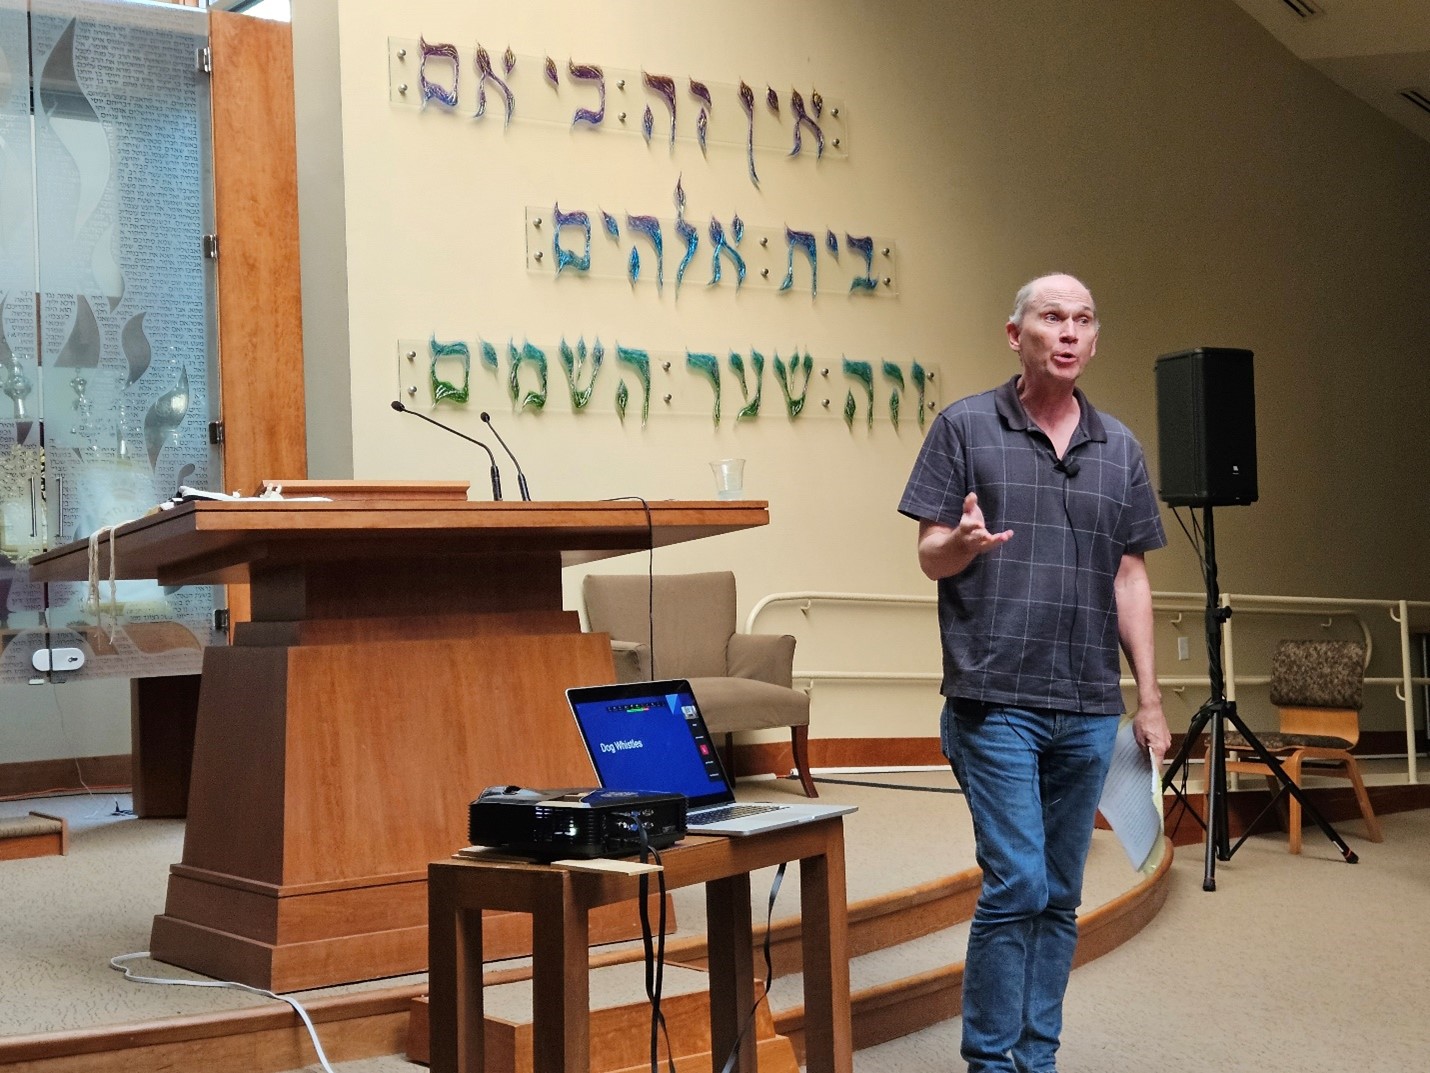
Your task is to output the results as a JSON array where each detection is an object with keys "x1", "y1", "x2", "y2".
[{"x1": 0, "y1": 0, "x2": 222, "y2": 685}]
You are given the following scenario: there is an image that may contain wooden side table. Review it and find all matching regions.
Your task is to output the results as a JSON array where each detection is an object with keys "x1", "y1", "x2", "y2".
[{"x1": 427, "y1": 822, "x2": 854, "y2": 1073}]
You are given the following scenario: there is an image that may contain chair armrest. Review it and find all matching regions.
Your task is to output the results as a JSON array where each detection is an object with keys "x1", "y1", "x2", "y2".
[
  {"x1": 727, "y1": 633, "x2": 796, "y2": 687},
  {"x1": 610, "y1": 640, "x2": 651, "y2": 683}
]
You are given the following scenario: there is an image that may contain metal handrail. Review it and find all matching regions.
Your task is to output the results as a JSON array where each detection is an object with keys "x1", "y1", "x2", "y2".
[{"x1": 748, "y1": 590, "x2": 1430, "y2": 784}]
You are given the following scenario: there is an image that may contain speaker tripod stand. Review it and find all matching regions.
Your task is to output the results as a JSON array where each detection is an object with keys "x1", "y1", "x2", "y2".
[{"x1": 1160, "y1": 505, "x2": 1358, "y2": 891}]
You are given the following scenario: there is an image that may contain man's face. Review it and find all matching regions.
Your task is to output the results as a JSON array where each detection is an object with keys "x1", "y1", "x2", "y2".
[{"x1": 1006, "y1": 276, "x2": 1099, "y2": 388}]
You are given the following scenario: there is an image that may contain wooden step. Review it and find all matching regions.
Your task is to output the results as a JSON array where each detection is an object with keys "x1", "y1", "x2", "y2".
[
  {"x1": 405, "y1": 961, "x2": 798, "y2": 1073},
  {"x1": 0, "y1": 811, "x2": 68, "y2": 862}
]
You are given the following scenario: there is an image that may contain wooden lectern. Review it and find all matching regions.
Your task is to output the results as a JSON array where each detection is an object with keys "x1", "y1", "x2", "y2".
[{"x1": 26, "y1": 486, "x2": 767, "y2": 992}]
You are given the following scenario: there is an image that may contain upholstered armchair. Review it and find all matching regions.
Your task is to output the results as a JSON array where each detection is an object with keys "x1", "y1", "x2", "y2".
[
  {"x1": 581, "y1": 571, "x2": 817, "y2": 797},
  {"x1": 1216, "y1": 639, "x2": 1383, "y2": 854}
]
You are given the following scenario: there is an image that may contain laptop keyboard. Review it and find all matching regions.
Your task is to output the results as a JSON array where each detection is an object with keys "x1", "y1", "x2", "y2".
[{"x1": 691, "y1": 803, "x2": 783, "y2": 823}]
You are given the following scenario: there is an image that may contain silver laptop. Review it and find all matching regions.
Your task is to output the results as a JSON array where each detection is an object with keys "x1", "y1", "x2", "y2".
[{"x1": 566, "y1": 679, "x2": 856, "y2": 836}]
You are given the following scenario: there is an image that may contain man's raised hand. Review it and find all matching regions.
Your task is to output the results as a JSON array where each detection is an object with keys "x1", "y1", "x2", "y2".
[{"x1": 957, "y1": 493, "x2": 1014, "y2": 555}]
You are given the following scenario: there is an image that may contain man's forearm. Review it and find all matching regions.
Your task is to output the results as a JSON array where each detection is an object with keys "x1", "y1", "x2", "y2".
[{"x1": 1115, "y1": 554, "x2": 1160, "y2": 706}]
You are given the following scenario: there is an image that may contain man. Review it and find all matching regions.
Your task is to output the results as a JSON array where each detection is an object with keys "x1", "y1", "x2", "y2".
[{"x1": 898, "y1": 273, "x2": 1170, "y2": 1073}]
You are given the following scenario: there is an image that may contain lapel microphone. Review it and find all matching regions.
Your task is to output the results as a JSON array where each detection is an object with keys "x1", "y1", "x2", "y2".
[
  {"x1": 390, "y1": 400, "x2": 503, "y2": 501},
  {"x1": 1054, "y1": 457, "x2": 1080, "y2": 478}
]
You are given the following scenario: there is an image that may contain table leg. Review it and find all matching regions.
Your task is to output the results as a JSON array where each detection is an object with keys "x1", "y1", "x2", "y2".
[
  {"x1": 530, "y1": 871, "x2": 590, "y2": 1073},
  {"x1": 428, "y1": 869, "x2": 486, "y2": 1073},
  {"x1": 799, "y1": 829, "x2": 853, "y2": 1073},
  {"x1": 706, "y1": 872, "x2": 755, "y2": 1073}
]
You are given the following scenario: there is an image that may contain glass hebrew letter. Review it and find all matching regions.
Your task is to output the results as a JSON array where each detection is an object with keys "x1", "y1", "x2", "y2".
[
  {"x1": 782, "y1": 227, "x2": 818, "y2": 295},
  {"x1": 643, "y1": 72, "x2": 677, "y2": 147},
  {"x1": 569, "y1": 62, "x2": 605, "y2": 126},
  {"x1": 429, "y1": 335, "x2": 471, "y2": 404},
  {"x1": 615, "y1": 345, "x2": 652, "y2": 426},
  {"x1": 558, "y1": 336, "x2": 604, "y2": 409},
  {"x1": 708, "y1": 217, "x2": 746, "y2": 289},
  {"x1": 552, "y1": 203, "x2": 592, "y2": 275},
  {"x1": 473, "y1": 44, "x2": 515, "y2": 125},
  {"x1": 843, "y1": 358, "x2": 874, "y2": 429},
  {"x1": 883, "y1": 361, "x2": 905, "y2": 430},
  {"x1": 789, "y1": 88, "x2": 824, "y2": 158},
  {"x1": 419, "y1": 38, "x2": 459, "y2": 109},
  {"x1": 626, "y1": 215, "x2": 664, "y2": 292},
  {"x1": 773, "y1": 349, "x2": 814, "y2": 419},
  {"x1": 846, "y1": 234, "x2": 877, "y2": 293},
  {"x1": 686, "y1": 351, "x2": 722, "y2": 426},
  {"x1": 730, "y1": 349, "x2": 765, "y2": 421},
  {"x1": 507, "y1": 340, "x2": 548, "y2": 411}
]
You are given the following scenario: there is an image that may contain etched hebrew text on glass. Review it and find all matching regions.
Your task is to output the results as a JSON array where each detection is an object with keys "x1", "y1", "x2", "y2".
[{"x1": 0, "y1": 0, "x2": 222, "y2": 685}]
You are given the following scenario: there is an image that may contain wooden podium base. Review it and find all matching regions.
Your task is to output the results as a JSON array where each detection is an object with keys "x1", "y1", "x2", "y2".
[
  {"x1": 151, "y1": 627, "x2": 633, "y2": 992},
  {"x1": 20, "y1": 496, "x2": 770, "y2": 994}
]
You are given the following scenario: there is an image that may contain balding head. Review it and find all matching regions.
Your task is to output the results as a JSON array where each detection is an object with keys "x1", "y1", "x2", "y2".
[{"x1": 1009, "y1": 274, "x2": 1098, "y2": 331}]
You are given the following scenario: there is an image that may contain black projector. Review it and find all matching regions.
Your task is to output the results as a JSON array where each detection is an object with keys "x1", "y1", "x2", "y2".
[{"x1": 468, "y1": 786, "x2": 686, "y2": 860}]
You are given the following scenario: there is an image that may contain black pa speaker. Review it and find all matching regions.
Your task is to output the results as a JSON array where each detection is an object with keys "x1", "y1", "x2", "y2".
[{"x1": 1154, "y1": 347, "x2": 1257, "y2": 507}]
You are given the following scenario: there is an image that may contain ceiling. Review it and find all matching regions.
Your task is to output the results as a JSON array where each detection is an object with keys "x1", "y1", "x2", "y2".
[{"x1": 1230, "y1": 0, "x2": 1430, "y2": 144}]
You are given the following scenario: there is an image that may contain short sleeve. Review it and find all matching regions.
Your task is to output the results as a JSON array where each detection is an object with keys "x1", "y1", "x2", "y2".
[{"x1": 898, "y1": 410, "x2": 968, "y2": 526}]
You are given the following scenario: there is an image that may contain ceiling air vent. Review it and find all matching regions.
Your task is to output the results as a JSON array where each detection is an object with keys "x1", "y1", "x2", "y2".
[
  {"x1": 1399, "y1": 88, "x2": 1430, "y2": 117},
  {"x1": 1278, "y1": 0, "x2": 1323, "y2": 18}
]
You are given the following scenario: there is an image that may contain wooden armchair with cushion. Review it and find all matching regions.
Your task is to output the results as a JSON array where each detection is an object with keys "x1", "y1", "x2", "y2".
[
  {"x1": 581, "y1": 571, "x2": 817, "y2": 797},
  {"x1": 1215, "y1": 638, "x2": 1384, "y2": 854}
]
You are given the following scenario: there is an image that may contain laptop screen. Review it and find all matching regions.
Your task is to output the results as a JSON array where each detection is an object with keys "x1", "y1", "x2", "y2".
[{"x1": 567, "y1": 680, "x2": 736, "y2": 809}]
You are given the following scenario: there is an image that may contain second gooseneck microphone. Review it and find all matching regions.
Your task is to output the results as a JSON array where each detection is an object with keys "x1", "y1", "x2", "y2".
[
  {"x1": 390, "y1": 400, "x2": 503, "y2": 501},
  {"x1": 479, "y1": 412, "x2": 531, "y2": 501}
]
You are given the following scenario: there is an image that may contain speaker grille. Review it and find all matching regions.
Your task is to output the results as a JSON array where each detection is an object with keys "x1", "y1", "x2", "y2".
[{"x1": 1154, "y1": 347, "x2": 1258, "y2": 508}]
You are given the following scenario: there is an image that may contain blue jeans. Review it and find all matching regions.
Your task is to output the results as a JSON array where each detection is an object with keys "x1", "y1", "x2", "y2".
[{"x1": 942, "y1": 699, "x2": 1119, "y2": 1073}]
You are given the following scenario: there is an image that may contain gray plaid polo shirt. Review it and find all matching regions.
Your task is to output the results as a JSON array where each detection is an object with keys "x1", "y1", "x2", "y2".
[{"x1": 899, "y1": 376, "x2": 1166, "y2": 714}]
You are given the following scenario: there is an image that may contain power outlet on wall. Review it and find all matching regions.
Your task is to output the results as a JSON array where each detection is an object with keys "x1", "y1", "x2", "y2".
[{"x1": 1176, "y1": 636, "x2": 1190, "y2": 661}]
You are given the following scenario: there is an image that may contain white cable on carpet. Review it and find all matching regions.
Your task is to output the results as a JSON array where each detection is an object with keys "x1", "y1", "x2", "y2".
[{"x1": 109, "y1": 952, "x2": 335, "y2": 1073}]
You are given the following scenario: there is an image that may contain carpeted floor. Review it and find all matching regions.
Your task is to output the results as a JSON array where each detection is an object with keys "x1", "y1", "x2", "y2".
[{"x1": 3, "y1": 773, "x2": 1424, "y2": 1072}]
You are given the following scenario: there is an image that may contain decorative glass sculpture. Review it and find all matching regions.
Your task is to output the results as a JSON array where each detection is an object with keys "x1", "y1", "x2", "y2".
[
  {"x1": 730, "y1": 349, "x2": 764, "y2": 421},
  {"x1": 643, "y1": 72, "x2": 677, "y2": 146},
  {"x1": 789, "y1": 88, "x2": 824, "y2": 158},
  {"x1": 883, "y1": 361, "x2": 905, "y2": 430},
  {"x1": 543, "y1": 56, "x2": 559, "y2": 86},
  {"x1": 429, "y1": 335, "x2": 471, "y2": 404},
  {"x1": 615, "y1": 345, "x2": 651, "y2": 426},
  {"x1": 708, "y1": 218, "x2": 746, "y2": 289},
  {"x1": 601, "y1": 210, "x2": 620, "y2": 239},
  {"x1": 686, "y1": 351, "x2": 722, "y2": 426},
  {"x1": 480, "y1": 340, "x2": 499, "y2": 372},
  {"x1": 626, "y1": 214, "x2": 664, "y2": 292},
  {"x1": 473, "y1": 45, "x2": 515, "y2": 126},
  {"x1": 773, "y1": 350, "x2": 813, "y2": 419},
  {"x1": 418, "y1": 38, "x2": 459, "y2": 109},
  {"x1": 569, "y1": 62, "x2": 605, "y2": 126},
  {"x1": 781, "y1": 227, "x2": 818, "y2": 296},
  {"x1": 912, "y1": 361, "x2": 928, "y2": 428},
  {"x1": 843, "y1": 358, "x2": 874, "y2": 429},
  {"x1": 846, "y1": 234, "x2": 877, "y2": 293},
  {"x1": 507, "y1": 340, "x2": 548, "y2": 411},
  {"x1": 552, "y1": 203, "x2": 592, "y2": 274},
  {"x1": 558, "y1": 336, "x2": 603, "y2": 409},
  {"x1": 690, "y1": 78, "x2": 712, "y2": 153},
  {"x1": 738, "y1": 81, "x2": 758, "y2": 187}
]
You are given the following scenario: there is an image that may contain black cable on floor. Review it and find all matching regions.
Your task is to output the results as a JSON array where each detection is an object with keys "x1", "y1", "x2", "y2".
[{"x1": 808, "y1": 775, "x2": 964, "y2": 795}]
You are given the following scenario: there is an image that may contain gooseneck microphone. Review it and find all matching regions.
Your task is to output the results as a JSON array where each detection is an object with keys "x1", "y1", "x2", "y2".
[
  {"x1": 390, "y1": 400, "x2": 503, "y2": 501},
  {"x1": 479, "y1": 411, "x2": 531, "y2": 501}
]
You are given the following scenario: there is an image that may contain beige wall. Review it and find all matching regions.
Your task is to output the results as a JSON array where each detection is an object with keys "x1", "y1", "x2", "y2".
[
  {"x1": 292, "y1": 0, "x2": 1430, "y2": 742},
  {"x1": 7, "y1": 0, "x2": 1427, "y2": 768}
]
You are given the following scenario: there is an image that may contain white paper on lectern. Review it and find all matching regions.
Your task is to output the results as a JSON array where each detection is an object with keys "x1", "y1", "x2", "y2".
[{"x1": 1097, "y1": 715, "x2": 1165, "y2": 873}]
